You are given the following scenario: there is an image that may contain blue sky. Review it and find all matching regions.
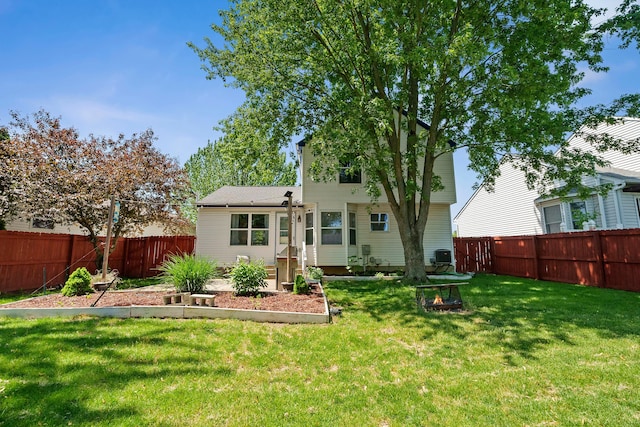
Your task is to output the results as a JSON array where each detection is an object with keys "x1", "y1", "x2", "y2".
[{"x1": 1, "y1": 0, "x2": 638, "y2": 219}]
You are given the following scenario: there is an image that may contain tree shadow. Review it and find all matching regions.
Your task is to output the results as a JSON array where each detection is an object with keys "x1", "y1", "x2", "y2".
[
  {"x1": 324, "y1": 275, "x2": 640, "y2": 364},
  {"x1": 0, "y1": 318, "x2": 235, "y2": 426}
]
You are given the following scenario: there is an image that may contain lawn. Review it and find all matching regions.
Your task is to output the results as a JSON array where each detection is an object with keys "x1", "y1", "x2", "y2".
[{"x1": 1, "y1": 274, "x2": 638, "y2": 426}]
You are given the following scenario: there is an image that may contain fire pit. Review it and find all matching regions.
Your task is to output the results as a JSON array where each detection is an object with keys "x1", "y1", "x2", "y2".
[{"x1": 416, "y1": 283, "x2": 466, "y2": 311}]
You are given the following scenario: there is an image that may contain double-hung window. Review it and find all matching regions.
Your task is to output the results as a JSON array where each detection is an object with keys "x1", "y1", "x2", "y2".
[
  {"x1": 339, "y1": 161, "x2": 361, "y2": 184},
  {"x1": 569, "y1": 201, "x2": 587, "y2": 230},
  {"x1": 348, "y1": 212, "x2": 357, "y2": 245},
  {"x1": 305, "y1": 212, "x2": 314, "y2": 245},
  {"x1": 370, "y1": 213, "x2": 389, "y2": 231},
  {"x1": 230, "y1": 213, "x2": 269, "y2": 246},
  {"x1": 543, "y1": 205, "x2": 562, "y2": 234},
  {"x1": 321, "y1": 212, "x2": 342, "y2": 245}
]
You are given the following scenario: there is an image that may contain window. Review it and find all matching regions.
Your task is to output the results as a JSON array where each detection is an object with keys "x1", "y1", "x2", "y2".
[
  {"x1": 569, "y1": 201, "x2": 587, "y2": 230},
  {"x1": 321, "y1": 212, "x2": 342, "y2": 245},
  {"x1": 543, "y1": 205, "x2": 562, "y2": 234},
  {"x1": 349, "y1": 212, "x2": 356, "y2": 246},
  {"x1": 230, "y1": 213, "x2": 269, "y2": 246},
  {"x1": 339, "y1": 161, "x2": 361, "y2": 184},
  {"x1": 279, "y1": 215, "x2": 289, "y2": 244},
  {"x1": 370, "y1": 213, "x2": 389, "y2": 231},
  {"x1": 251, "y1": 214, "x2": 269, "y2": 245},
  {"x1": 305, "y1": 212, "x2": 314, "y2": 245},
  {"x1": 32, "y1": 217, "x2": 54, "y2": 230}
]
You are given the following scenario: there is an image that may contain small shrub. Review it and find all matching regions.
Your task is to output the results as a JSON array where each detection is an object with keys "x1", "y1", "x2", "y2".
[
  {"x1": 293, "y1": 274, "x2": 310, "y2": 295},
  {"x1": 228, "y1": 259, "x2": 268, "y2": 296},
  {"x1": 158, "y1": 253, "x2": 218, "y2": 293},
  {"x1": 306, "y1": 266, "x2": 324, "y2": 281},
  {"x1": 61, "y1": 267, "x2": 93, "y2": 296}
]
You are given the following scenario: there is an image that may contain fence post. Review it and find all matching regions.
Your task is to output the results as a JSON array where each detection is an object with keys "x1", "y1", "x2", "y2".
[
  {"x1": 592, "y1": 231, "x2": 607, "y2": 288},
  {"x1": 532, "y1": 235, "x2": 540, "y2": 280}
]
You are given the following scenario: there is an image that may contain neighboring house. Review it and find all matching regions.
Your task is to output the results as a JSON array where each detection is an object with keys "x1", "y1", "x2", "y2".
[
  {"x1": 454, "y1": 118, "x2": 640, "y2": 237},
  {"x1": 196, "y1": 120, "x2": 457, "y2": 275},
  {"x1": 4, "y1": 215, "x2": 188, "y2": 237}
]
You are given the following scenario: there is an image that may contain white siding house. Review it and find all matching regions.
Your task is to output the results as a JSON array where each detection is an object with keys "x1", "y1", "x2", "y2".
[
  {"x1": 196, "y1": 119, "x2": 457, "y2": 274},
  {"x1": 454, "y1": 118, "x2": 640, "y2": 237}
]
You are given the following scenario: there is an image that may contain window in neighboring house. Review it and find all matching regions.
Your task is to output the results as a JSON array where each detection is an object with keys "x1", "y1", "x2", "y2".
[
  {"x1": 339, "y1": 161, "x2": 362, "y2": 184},
  {"x1": 543, "y1": 205, "x2": 562, "y2": 234},
  {"x1": 370, "y1": 213, "x2": 389, "y2": 231},
  {"x1": 321, "y1": 212, "x2": 342, "y2": 245},
  {"x1": 569, "y1": 201, "x2": 587, "y2": 230},
  {"x1": 32, "y1": 217, "x2": 54, "y2": 230},
  {"x1": 305, "y1": 212, "x2": 314, "y2": 245},
  {"x1": 230, "y1": 213, "x2": 269, "y2": 246},
  {"x1": 349, "y1": 212, "x2": 356, "y2": 246},
  {"x1": 279, "y1": 215, "x2": 289, "y2": 245}
]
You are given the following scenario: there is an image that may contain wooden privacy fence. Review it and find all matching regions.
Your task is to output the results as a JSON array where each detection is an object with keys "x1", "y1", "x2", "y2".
[
  {"x1": 0, "y1": 231, "x2": 195, "y2": 292},
  {"x1": 454, "y1": 229, "x2": 640, "y2": 292}
]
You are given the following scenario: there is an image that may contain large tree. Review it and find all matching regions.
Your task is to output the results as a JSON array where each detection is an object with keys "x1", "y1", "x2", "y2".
[
  {"x1": 184, "y1": 104, "x2": 297, "y2": 221},
  {"x1": 191, "y1": 0, "x2": 639, "y2": 281},
  {"x1": 6, "y1": 110, "x2": 190, "y2": 268},
  {"x1": 0, "y1": 126, "x2": 18, "y2": 229}
]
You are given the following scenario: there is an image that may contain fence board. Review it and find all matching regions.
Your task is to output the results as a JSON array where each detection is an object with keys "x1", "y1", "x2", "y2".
[
  {"x1": 0, "y1": 231, "x2": 195, "y2": 292},
  {"x1": 454, "y1": 229, "x2": 640, "y2": 293}
]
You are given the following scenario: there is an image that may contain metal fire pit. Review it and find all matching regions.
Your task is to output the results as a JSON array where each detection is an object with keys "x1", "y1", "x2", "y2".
[{"x1": 416, "y1": 283, "x2": 466, "y2": 311}]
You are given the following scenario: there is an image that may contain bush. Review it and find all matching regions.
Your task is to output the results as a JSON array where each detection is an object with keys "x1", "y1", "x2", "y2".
[
  {"x1": 293, "y1": 274, "x2": 310, "y2": 295},
  {"x1": 61, "y1": 267, "x2": 93, "y2": 296},
  {"x1": 228, "y1": 259, "x2": 268, "y2": 296},
  {"x1": 158, "y1": 253, "x2": 218, "y2": 293},
  {"x1": 306, "y1": 266, "x2": 324, "y2": 281}
]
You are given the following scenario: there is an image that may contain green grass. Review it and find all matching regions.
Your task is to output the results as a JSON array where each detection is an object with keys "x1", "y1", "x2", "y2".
[
  {"x1": 1, "y1": 274, "x2": 638, "y2": 426},
  {"x1": 116, "y1": 276, "x2": 163, "y2": 290}
]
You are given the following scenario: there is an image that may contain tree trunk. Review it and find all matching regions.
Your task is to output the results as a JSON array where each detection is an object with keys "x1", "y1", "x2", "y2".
[{"x1": 396, "y1": 214, "x2": 429, "y2": 283}]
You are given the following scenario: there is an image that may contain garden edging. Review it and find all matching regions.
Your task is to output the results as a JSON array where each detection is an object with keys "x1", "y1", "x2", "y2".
[{"x1": 0, "y1": 285, "x2": 331, "y2": 324}]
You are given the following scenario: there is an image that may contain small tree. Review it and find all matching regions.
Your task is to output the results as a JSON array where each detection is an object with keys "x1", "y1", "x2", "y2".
[
  {"x1": 228, "y1": 259, "x2": 268, "y2": 296},
  {"x1": 5, "y1": 110, "x2": 191, "y2": 268},
  {"x1": 61, "y1": 267, "x2": 93, "y2": 297}
]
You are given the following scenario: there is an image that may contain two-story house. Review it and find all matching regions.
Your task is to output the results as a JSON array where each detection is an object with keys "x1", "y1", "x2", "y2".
[
  {"x1": 195, "y1": 120, "x2": 457, "y2": 278},
  {"x1": 454, "y1": 118, "x2": 640, "y2": 237}
]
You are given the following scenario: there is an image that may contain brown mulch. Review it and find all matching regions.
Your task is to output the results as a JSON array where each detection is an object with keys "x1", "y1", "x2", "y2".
[{"x1": 0, "y1": 288, "x2": 327, "y2": 314}]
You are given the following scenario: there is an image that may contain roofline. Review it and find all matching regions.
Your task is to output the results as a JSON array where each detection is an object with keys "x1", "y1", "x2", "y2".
[{"x1": 196, "y1": 203, "x2": 304, "y2": 208}]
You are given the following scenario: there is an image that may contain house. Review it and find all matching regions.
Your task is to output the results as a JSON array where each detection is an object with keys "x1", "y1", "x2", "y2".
[
  {"x1": 454, "y1": 118, "x2": 640, "y2": 237},
  {"x1": 195, "y1": 119, "x2": 457, "y2": 278}
]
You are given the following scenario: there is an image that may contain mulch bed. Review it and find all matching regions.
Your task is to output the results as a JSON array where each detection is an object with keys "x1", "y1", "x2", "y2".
[{"x1": 0, "y1": 288, "x2": 327, "y2": 314}]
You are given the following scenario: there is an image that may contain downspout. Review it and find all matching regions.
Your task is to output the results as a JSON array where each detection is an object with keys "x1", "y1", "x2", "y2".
[{"x1": 612, "y1": 182, "x2": 625, "y2": 229}]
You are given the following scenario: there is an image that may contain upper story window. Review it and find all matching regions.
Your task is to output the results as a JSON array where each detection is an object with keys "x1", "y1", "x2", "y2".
[
  {"x1": 370, "y1": 213, "x2": 389, "y2": 231},
  {"x1": 230, "y1": 213, "x2": 269, "y2": 246},
  {"x1": 339, "y1": 161, "x2": 361, "y2": 184}
]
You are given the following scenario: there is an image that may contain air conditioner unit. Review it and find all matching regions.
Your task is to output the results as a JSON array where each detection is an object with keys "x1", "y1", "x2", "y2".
[{"x1": 434, "y1": 249, "x2": 451, "y2": 264}]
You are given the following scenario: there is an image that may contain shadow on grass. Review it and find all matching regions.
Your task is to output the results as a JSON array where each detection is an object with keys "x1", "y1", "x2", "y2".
[
  {"x1": 324, "y1": 274, "x2": 640, "y2": 363},
  {"x1": 0, "y1": 318, "x2": 233, "y2": 426}
]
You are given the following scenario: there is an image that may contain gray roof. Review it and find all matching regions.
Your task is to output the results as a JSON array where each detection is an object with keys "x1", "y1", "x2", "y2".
[
  {"x1": 597, "y1": 166, "x2": 640, "y2": 183},
  {"x1": 197, "y1": 186, "x2": 302, "y2": 207}
]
